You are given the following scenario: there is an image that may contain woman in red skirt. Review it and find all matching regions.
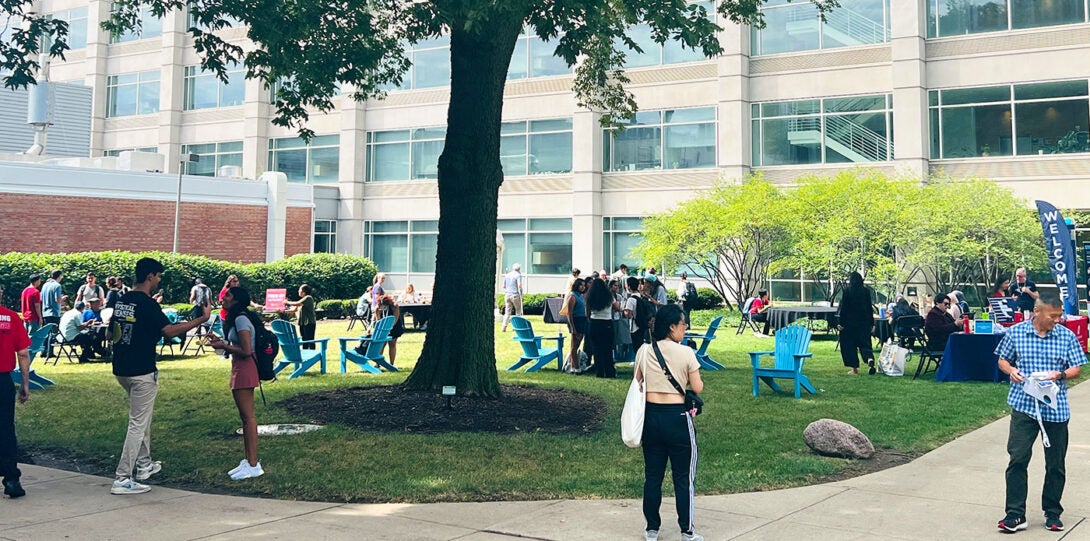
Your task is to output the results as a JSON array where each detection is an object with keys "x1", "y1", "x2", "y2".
[{"x1": 207, "y1": 287, "x2": 263, "y2": 480}]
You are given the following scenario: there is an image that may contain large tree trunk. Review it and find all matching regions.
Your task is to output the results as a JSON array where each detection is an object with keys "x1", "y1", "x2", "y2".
[{"x1": 402, "y1": 16, "x2": 523, "y2": 397}]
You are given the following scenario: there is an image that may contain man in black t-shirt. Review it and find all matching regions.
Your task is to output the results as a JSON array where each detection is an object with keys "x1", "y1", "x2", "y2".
[
  {"x1": 1007, "y1": 267, "x2": 1039, "y2": 318},
  {"x1": 109, "y1": 257, "x2": 210, "y2": 495}
]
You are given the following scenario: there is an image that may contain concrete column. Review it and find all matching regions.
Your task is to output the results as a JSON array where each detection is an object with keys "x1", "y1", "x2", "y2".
[
  {"x1": 263, "y1": 171, "x2": 288, "y2": 262},
  {"x1": 242, "y1": 77, "x2": 270, "y2": 179},
  {"x1": 890, "y1": 0, "x2": 930, "y2": 178},
  {"x1": 337, "y1": 91, "x2": 367, "y2": 255},
  {"x1": 717, "y1": 21, "x2": 750, "y2": 181},
  {"x1": 84, "y1": 0, "x2": 110, "y2": 156},
  {"x1": 159, "y1": 10, "x2": 185, "y2": 171},
  {"x1": 571, "y1": 109, "x2": 603, "y2": 273}
]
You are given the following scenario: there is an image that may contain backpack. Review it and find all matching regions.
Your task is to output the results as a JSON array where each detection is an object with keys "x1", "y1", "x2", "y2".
[
  {"x1": 685, "y1": 281, "x2": 697, "y2": 302},
  {"x1": 245, "y1": 313, "x2": 278, "y2": 381},
  {"x1": 634, "y1": 295, "x2": 655, "y2": 331}
]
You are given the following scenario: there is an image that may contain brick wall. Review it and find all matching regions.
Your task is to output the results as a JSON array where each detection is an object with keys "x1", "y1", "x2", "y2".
[
  {"x1": 284, "y1": 207, "x2": 313, "y2": 257},
  {"x1": 0, "y1": 193, "x2": 309, "y2": 263}
]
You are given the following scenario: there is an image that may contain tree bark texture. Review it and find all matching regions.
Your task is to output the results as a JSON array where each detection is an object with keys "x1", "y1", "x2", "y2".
[{"x1": 402, "y1": 17, "x2": 523, "y2": 397}]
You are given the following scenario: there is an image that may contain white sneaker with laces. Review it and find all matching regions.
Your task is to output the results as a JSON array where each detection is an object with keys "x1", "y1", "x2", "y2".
[
  {"x1": 134, "y1": 461, "x2": 162, "y2": 481},
  {"x1": 227, "y1": 459, "x2": 248, "y2": 477},
  {"x1": 645, "y1": 530, "x2": 659, "y2": 541},
  {"x1": 111, "y1": 478, "x2": 151, "y2": 495},
  {"x1": 230, "y1": 462, "x2": 264, "y2": 480},
  {"x1": 681, "y1": 532, "x2": 704, "y2": 541}
]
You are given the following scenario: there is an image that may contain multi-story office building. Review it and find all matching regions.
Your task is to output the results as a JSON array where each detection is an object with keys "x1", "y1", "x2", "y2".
[{"x1": 28, "y1": 0, "x2": 1090, "y2": 294}]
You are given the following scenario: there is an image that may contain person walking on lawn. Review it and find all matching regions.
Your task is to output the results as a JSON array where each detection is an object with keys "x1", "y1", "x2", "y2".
[
  {"x1": 0, "y1": 284, "x2": 33, "y2": 498},
  {"x1": 109, "y1": 257, "x2": 210, "y2": 495},
  {"x1": 995, "y1": 295, "x2": 1085, "y2": 533}
]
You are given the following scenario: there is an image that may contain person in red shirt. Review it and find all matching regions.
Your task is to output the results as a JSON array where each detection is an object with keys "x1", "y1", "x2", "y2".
[
  {"x1": 1, "y1": 284, "x2": 33, "y2": 498},
  {"x1": 20, "y1": 274, "x2": 43, "y2": 335},
  {"x1": 749, "y1": 289, "x2": 773, "y2": 336}
]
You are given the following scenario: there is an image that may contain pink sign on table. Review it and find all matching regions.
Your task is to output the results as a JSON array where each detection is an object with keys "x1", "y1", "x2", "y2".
[{"x1": 263, "y1": 289, "x2": 287, "y2": 312}]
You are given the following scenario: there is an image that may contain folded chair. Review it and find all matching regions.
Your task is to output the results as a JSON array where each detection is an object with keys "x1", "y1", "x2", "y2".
[
  {"x1": 735, "y1": 298, "x2": 758, "y2": 335},
  {"x1": 913, "y1": 335, "x2": 944, "y2": 380},
  {"x1": 270, "y1": 319, "x2": 329, "y2": 379}
]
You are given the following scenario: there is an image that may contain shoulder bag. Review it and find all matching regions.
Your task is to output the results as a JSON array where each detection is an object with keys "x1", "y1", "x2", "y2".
[
  {"x1": 652, "y1": 340, "x2": 704, "y2": 416},
  {"x1": 620, "y1": 356, "x2": 646, "y2": 448}
]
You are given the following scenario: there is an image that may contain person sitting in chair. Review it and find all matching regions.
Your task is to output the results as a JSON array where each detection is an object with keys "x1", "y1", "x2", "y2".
[
  {"x1": 925, "y1": 294, "x2": 961, "y2": 352},
  {"x1": 749, "y1": 289, "x2": 772, "y2": 337},
  {"x1": 59, "y1": 301, "x2": 104, "y2": 362}
]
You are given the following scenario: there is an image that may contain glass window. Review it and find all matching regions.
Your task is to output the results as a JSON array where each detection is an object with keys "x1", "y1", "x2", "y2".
[
  {"x1": 1010, "y1": 0, "x2": 1085, "y2": 29},
  {"x1": 371, "y1": 234, "x2": 408, "y2": 272},
  {"x1": 412, "y1": 47, "x2": 450, "y2": 89},
  {"x1": 182, "y1": 141, "x2": 243, "y2": 176},
  {"x1": 51, "y1": 8, "x2": 87, "y2": 49},
  {"x1": 620, "y1": 2, "x2": 716, "y2": 67},
  {"x1": 929, "y1": 80, "x2": 1090, "y2": 158},
  {"x1": 604, "y1": 107, "x2": 716, "y2": 171},
  {"x1": 110, "y1": 4, "x2": 163, "y2": 43},
  {"x1": 528, "y1": 35, "x2": 569, "y2": 77},
  {"x1": 184, "y1": 65, "x2": 245, "y2": 110},
  {"x1": 367, "y1": 128, "x2": 444, "y2": 181},
  {"x1": 498, "y1": 118, "x2": 573, "y2": 177},
  {"x1": 106, "y1": 71, "x2": 159, "y2": 117},
  {"x1": 754, "y1": 0, "x2": 888, "y2": 55},
  {"x1": 410, "y1": 233, "x2": 438, "y2": 272},
  {"x1": 529, "y1": 233, "x2": 573, "y2": 275},
  {"x1": 494, "y1": 220, "x2": 572, "y2": 275},
  {"x1": 268, "y1": 135, "x2": 340, "y2": 183},
  {"x1": 365, "y1": 221, "x2": 441, "y2": 273},
  {"x1": 501, "y1": 233, "x2": 527, "y2": 274},
  {"x1": 603, "y1": 217, "x2": 645, "y2": 274},
  {"x1": 314, "y1": 220, "x2": 336, "y2": 253},
  {"x1": 752, "y1": 94, "x2": 894, "y2": 166},
  {"x1": 928, "y1": 0, "x2": 1084, "y2": 37}
]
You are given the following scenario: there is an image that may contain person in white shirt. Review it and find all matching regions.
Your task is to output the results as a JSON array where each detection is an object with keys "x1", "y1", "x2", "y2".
[
  {"x1": 59, "y1": 301, "x2": 98, "y2": 362},
  {"x1": 500, "y1": 264, "x2": 523, "y2": 332}
]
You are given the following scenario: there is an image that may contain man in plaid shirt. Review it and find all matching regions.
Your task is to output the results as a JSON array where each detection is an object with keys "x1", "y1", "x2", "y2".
[{"x1": 995, "y1": 296, "x2": 1086, "y2": 533}]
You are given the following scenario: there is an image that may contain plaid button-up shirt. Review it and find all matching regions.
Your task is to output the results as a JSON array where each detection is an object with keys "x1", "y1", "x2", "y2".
[{"x1": 995, "y1": 321, "x2": 1087, "y2": 422}]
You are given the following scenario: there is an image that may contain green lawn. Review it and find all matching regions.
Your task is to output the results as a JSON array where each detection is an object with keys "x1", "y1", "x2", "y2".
[{"x1": 16, "y1": 313, "x2": 1012, "y2": 503}]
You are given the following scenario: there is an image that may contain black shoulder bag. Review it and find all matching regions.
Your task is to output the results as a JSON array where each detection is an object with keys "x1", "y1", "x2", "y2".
[{"x1": 651, "y1": 340, "x2": 704, "y2": 416}]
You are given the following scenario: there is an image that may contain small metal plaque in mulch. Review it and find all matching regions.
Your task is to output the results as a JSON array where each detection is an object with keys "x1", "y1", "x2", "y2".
[{"x1": 277, "y1": 384, "x2": 607, "y2": 435}]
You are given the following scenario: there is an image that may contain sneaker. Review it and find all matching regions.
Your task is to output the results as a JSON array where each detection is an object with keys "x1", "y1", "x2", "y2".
[
  {"x1": 134, "y1": 461, "x2": 162, "y2": 481},
  {"x1": 230, "y1": 462, "x2": 264, "y2": 480},
  {"x1": 998, "y1": 513, "x2": 1027, "y2": 532},
  {"x1": 3, "y1": 479, "x2": 26, "y2": 498},
  {"x1": 227, "y1": 459, "x2": 249, "y2": 476},
  {"x1": 111, "y1": 478, "x2": 151, "y2": 495},
  {"x1": 1045, "y1": 514, "x2": 1064, "y2": 531},
  {"x1": 645, "y1": 530, "x2": 659, "y2": 541},
  {"x1": 681, "y1": 532, "x2": 704, "y2": 541}
]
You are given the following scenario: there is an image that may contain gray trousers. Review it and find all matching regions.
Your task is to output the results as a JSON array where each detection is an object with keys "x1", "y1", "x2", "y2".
[
  {"x1": 115, "y1": 372, "x2": 159, "y2": 479},
  {"x1": 502, "y1": 294, "x2": 523, "y2": 329}
]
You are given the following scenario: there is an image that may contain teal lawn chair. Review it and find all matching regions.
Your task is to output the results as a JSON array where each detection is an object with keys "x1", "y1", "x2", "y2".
[
  {"x1": 11, "y1": 324, "x2": 57, "y2": 390},
  {"x1": 684, "y1": 315, "x2": 724, "y2": 370},
  {"x1": 158, "y1": 310, "x2": 183, "y2": 356},
  {"x1": 270, "y1": 319, "x2": 329, "y2": 379},
  {"x1": 338, "y1": 316, "x2": 398, "y2": 373},
  {"x1": 506, "y1": 316, "x2": 565, "y2": 372},
  {"x1": 749, "y1": 325, "x2": 817, "y2": 398}
]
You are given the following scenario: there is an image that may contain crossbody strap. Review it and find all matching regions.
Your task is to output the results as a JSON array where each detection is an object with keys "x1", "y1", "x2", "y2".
[{"x1": 651, "y1": 340, "x2": 686, "y2": 397}]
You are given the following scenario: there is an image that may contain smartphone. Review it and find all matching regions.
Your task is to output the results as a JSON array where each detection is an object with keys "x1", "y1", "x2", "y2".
[{"x1": 156, "y1": 289, "x2": 164, "y2": 296}]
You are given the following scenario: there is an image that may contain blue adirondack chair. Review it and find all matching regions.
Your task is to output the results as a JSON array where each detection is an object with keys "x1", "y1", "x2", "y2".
[
  {"x1": 684, "y1": 315, "x2": 724, "y2": 370},
  {"x1": 506, "y1": 316, "x2": 565, "y2": 372},
  {"x1": 158, "y1": 310, "x2": 183, "y2": 356},
  {"x1": 339, "y1": 316, "x2": 398, "y2": 373},
  {"x1": 749, "y1": 325, "x2": 817, "y2": 398},
  {"x1": 270, "y1": 319, "x2": 329, "y2": 379},
  {"x1": 11, "y1": 324, "x2": 58, "y2": 390}
]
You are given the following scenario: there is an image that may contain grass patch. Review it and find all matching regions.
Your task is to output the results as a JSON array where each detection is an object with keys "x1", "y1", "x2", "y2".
[{"x1": 17, "y1": 313, "x2": 1012, "y2": 502}]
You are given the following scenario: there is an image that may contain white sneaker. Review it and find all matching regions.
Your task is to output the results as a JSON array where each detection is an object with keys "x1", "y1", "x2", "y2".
[
  {"x1": 134, "y1": 461, "x2": 162, "y2": 481},
  {"x1": 230, "y1": 462, "x2": 264, "y2": 480},
  {"x1": 645, "y1": 530, "x2": 659, "y2": 541},
  {"x1": 111, "y1": 478, "x2": 151, "y2": 495},
  {"x1": 681, "y1": 532, "x2": 704, "y2": 541},
  {"x1": 227, "y1": 459, "x2": 248, "y2": 477}
]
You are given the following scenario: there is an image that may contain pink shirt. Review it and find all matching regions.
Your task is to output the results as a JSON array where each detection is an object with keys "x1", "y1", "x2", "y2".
[{"x1": 749, "y1": 297, "x2": 766, "y2": 315}]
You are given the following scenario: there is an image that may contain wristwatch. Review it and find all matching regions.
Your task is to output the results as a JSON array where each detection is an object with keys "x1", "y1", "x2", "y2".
[{"x1": 1058, "y1": 370, "x2": 1067, "y2": 382}]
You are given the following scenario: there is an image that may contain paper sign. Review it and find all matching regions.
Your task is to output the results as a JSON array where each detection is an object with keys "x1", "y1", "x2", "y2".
[
  {"x1": 264, "y1": 289, "x2": 287, "y2": 312},
  {"x1": 442, "y1": 386, "x2": 457, "y2": 396}
]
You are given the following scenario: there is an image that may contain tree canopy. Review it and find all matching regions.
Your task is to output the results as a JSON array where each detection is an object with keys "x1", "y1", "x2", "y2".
[{"x1": 635, "y1": 170, "x2": 1047, "y2": 306}]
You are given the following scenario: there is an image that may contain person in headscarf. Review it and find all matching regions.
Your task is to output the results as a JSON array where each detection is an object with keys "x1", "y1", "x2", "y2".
[{"x1": 837, "y1": 271, "x2": 876, "y2": 375}]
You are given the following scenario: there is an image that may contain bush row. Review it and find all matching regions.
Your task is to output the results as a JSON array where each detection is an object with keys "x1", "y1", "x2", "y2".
[{"x1": 0, "y1": 251, "x2": 377, "y2": 310}]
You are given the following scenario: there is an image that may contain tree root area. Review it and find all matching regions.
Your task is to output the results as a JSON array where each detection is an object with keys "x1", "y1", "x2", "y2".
[{"x1": 278, "y1": 384, "x2": 607, "y2": 435}]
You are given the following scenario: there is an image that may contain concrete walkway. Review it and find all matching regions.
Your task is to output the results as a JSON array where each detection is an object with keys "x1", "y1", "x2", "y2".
[{"x1": 7, "y1": 383, "x2": 1090, "y2": 541}]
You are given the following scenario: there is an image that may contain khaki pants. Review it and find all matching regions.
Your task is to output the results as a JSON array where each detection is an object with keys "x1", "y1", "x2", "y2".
[
  {"x1": 502, "y1": 294, "x2": 523, "y2": 329},
  {"x1": 115, "y1": 372, "x2": 159, "y2": 479}
]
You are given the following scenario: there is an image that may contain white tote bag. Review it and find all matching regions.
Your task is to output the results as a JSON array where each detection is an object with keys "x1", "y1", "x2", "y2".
[
  {"x1": 878, "y1": 340, "x2": 909, "y2": 377},
  {"x1": 621, "y1": 358, "x2": 646, "y2": 448}
]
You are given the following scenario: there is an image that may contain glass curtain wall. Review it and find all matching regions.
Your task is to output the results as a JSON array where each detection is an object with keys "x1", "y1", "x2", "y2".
[
  {"x1": 51, "y1": 8, "x2": 87, "y2": 49},
  {"x1": 619, "y1": 1, "x2": 715, "y2": 67},
  {"x1": 499, "y1": 118, "x2": 573, "y2": 175},
  {"x1": 106, "y1": 71, "x2": 160, "y2": 117},
  {"x1": 602, "y1": 217, "x2": 645, "y2": 274},
  {"x1": 366, "y1": 127, "x2": 446, "y2": 181},
  {"x1": 184, "y1": 65, "x2": 245, "y2": 109},
  {"x1": 268, "y1": 135, "x2": 340, "y2": 183},
  {"x1": 929, "y1": 80, "x2": 1090, "y2": 158},
  {"x1": 604, "y1": 107, "x2": 717, "y2": 171},
  {"x1": 498, "y1": 218, "x2": 572, "y2": 275},
  {"x1": 181, "y1": 141, "x2": 243, "y2": 176},
  {"x1": 752, "y1": 94, "x2": 894, "y2": 166},
  {"x1": 109, "y1": 5, "x2": 163, "y2": 43},
  {"x1": 752, "y1": 0, "x2": 890, "y2": 55},
  {"x1": 364, "y1": 220, "x2": 438, "y2": 273},
  {"x1": 927, "y1": 0, "x2": 1087, "y2": 37}
]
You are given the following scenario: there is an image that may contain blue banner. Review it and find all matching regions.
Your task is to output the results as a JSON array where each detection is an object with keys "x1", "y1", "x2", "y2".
[{"x1": 1035, "y1": 200, "x2": 1079, "y2": 315}]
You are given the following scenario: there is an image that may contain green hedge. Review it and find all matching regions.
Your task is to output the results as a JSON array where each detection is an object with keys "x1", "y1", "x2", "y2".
[
  {"x1": 317, "y1": 299, "x2": 357, "y2": 319},
  {"x1": 0, "y1": 251, "x2": 376, "y2": 310}
]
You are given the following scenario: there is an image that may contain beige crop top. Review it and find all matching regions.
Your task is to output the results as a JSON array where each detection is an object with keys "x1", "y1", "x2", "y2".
[{"x1": 636, "y1": 340, "x2": 701, "y2": 394}]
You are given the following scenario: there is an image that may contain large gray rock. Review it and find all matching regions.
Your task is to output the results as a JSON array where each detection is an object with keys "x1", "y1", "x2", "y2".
[{"x1": 803, "y1": 418, "x2": 875, "y2": 459}]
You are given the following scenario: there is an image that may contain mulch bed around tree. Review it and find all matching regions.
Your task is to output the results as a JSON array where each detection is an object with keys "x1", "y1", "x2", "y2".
[{"x1": 277, "y1": 384, "x2": 607, "y2": 435}]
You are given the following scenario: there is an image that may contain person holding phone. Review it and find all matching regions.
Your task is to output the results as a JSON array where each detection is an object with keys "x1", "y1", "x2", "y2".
[{"x1": 206, "y1": 287, "x2": 263, "y2": 481}]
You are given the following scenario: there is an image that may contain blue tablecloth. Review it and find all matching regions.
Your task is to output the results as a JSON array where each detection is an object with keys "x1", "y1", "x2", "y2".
[{"x1": 935, "y1": 333, "x2": 1008, "y2": 383}]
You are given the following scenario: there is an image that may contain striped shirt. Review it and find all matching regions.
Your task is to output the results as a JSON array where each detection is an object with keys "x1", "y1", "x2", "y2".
[{"x1": 994, "y1": 321, "x2": 1086, "y2": 422}]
